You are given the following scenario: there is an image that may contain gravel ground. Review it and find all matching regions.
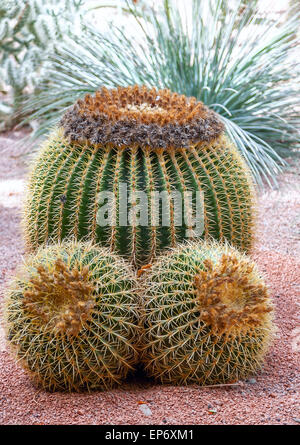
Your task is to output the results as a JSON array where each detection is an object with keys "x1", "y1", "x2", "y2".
[{"x1": 0, "y1": 132, "x2": 299, "y2": 425}]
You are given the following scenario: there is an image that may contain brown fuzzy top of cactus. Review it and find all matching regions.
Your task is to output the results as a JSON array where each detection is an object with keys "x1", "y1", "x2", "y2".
[
  {"x1": 194, "y1": 254, "x2": 273, "y2": 336},
  {"x1": 23, "y1": 259, "x2": 95, "y2": 337},
  {"x1": 60, "y1": 85, "x2": 224, "y2": 149}
]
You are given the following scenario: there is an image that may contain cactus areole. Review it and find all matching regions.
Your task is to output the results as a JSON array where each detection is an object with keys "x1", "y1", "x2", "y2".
[{"x1": 24, "y1": 86, "x2": 255, "y2": 268}]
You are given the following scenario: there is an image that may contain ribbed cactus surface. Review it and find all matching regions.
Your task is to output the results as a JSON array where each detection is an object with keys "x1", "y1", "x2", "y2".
[
  {"x1": 141, "y1": 241, "x2": 273, "y2": 385},
  {"x1": 4, "y1": 241, "x2": 139, "y2": 391},
  {"x1": 24, "y1": 86, "x2": 255, "y2": 268}
]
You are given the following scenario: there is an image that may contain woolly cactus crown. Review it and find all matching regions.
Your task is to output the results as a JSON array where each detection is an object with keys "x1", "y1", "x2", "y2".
[{"x1": 60, "y1": 85, "x2": 224, "y2": 149}]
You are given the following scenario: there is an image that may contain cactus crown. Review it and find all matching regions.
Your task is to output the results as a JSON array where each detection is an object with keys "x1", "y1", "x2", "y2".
[
  {"x1": 194, "y1": 254, "x2": 272, "y2": 336},
  {"x1": 23, "y1": 258, "x2": 95, "y2": 336},
  {"x1": 60, "y1": 85, "x2": 224, "y2": 149}
]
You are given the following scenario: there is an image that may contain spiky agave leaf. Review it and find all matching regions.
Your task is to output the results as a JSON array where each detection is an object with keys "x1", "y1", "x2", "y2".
[
  {"x1": 3, "y1": 241, "x2": 139, "y2": 391},
  {"x1": 20, "y1": 0, "x2": 299, "y2": 186},
  {"x1": 141, "y1": 240, "x2": 274, "y2": 385}
]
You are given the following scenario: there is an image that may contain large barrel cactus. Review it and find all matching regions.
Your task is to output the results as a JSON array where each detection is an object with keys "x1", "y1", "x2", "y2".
[
  {"x1": 141, "y1": 241, "x2": 274, "y2": 385},
  {"x1": 24, "y1": 86, "x2": 255, "y2": 268},
  {"x1": 3, "y1": 241, "x2": 139, "y2": 391}
]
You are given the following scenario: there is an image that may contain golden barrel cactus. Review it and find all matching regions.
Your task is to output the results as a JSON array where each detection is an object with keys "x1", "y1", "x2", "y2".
[
  {"x1": 3, "y1": 241, "x2": 139, "y2": 391},
  {"x1": 141, "y1": 241, "x2": 274, "y2": 385},
  {"x1": 24, "y1": 86, "x2": 255, "y2": 268}
]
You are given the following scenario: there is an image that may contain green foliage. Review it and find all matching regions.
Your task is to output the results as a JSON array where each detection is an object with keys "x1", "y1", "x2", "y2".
[
  {"x1": 19, "y1": 0, "x2": 300, "y2": 185},
  {"x1": 3, "y1": 241, "x2": 139, "y2": 391},
  {"x1": 23, "y1": 124, "x2": 255, "y2": 268},
  {"x1": 141, "y1": 240, "x2": 274, "y2": 385},
  {"x1": 0, "y1": 0, "x2": 84, "y2": 129}
]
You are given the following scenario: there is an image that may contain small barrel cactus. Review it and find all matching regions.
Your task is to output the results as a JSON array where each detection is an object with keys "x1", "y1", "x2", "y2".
[
  {"x1": 24, "y1": 85, "x2": 255, "y2": 268},
  {"x1": 3, "y1": 241, "x2": 139, "y2": 391},
  {"x1": 141, "y1": 241, "x2": 274, "y2": 385}
]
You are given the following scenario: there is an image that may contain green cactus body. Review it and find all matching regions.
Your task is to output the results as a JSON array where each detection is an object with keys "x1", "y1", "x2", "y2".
[
  {"x1": 24, "y1": 86, "x2": 255, "y2": 268},
  {"x1": 3, "y1": 241, "x2": 139, "y2": 391},
  {"x1": 141, "y1": 241, "x2": 274, "y2": 385}
]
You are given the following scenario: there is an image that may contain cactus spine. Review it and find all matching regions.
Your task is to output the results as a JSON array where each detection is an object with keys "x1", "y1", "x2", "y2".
[
  {"x1": 141, "y1": 241, "x2": 273, "y2": 385},
  {"x1": 24, "y1": 86, "x2": 255, "y2": 268},
  {"x1": 3, "y1": 241, "x2": 139, "y2": 391}
]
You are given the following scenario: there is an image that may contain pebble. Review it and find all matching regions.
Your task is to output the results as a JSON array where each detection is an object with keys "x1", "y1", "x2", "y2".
[
  {"x1": 139, "y1": 404, "x2": 152, "y2": 417},
  {"x1": 247, "y1": 378, "x2": 257, "y2": 384}
]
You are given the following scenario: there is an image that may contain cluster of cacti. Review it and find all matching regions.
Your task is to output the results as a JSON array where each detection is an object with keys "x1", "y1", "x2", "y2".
[
  {"x1": 24, "y1": 86, "x2": 255, "y2": 268},
  {"x1": 4, "y1": 241, "x2": 139, "y2": 391},
  {"x1": 141, "y1": 241, "x2": 273, "y2": 385},
  {"x1": 3, "y1": 85, "x2": 274, "y2": 391}
]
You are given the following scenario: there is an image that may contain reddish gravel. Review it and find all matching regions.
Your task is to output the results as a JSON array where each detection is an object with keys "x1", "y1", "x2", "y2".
[{"x1": 0, "y1": 132, "x2": 299, "y2": 425}]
